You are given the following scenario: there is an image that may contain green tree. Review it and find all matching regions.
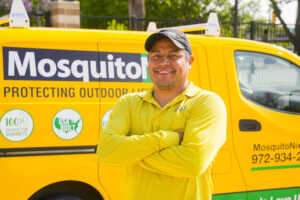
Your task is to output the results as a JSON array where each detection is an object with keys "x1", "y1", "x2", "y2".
[
  {"x1": 79, "y1": 0, "x2": 128, "y2": 16},
  {"x1": 79, "y1": 0, "x2": 266, "y2": 32},
  {"x1": 80, "y1": 0, "x2": 233, "y2": 20},
  {"x1": 79, "y1": 0, "x2": 128, "y2": 29},
  {"x1": 144, "y1": 0, "x2": 264, "y2": 21},
  {"x1": 144, "y1": 0, "x2": 212, "y2": 20},
  {"x1": 240, "y1": 0, "x2": 266, "y2": 22}
]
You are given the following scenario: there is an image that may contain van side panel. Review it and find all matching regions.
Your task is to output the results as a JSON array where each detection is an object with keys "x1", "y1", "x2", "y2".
[{"x1": 0, "y1": 29, "x2": 108, "y2": 199}]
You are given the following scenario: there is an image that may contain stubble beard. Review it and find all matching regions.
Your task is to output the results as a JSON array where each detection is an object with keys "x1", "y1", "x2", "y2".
[
  {"x1": 155, "y1": 80, "x2": 176, "y2": 90},
  {"x1": 154, "y1": 77, "x2": 187, "y2": 92}
]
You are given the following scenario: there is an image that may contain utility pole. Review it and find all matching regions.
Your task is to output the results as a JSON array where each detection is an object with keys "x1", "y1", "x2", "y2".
[{"x1": 234, "y1": 0, "x2": 238, "y2": 37}]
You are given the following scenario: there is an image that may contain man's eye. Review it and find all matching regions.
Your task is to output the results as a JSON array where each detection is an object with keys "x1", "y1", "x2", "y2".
[
  {"x1": 170, "y1": 55, "x2": 179, "y2": 59},
  {"x1": 152, "y1": 55, "x2": 160, "y2": 59}
]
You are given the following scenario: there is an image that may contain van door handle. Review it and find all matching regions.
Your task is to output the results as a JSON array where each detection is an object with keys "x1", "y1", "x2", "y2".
[{"x1": 239, "y1": 119, "x2": 261, "y2": 131}]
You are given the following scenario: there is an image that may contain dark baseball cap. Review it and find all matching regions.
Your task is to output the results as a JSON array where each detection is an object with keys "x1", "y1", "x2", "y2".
[{"x1": 145, "y1": 29, "x2": 192, "y2": 56}]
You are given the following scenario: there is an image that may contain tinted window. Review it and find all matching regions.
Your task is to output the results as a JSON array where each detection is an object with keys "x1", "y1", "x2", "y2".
[{"x1": 234, "y1": 51, "x2": 300, "y2": 114}]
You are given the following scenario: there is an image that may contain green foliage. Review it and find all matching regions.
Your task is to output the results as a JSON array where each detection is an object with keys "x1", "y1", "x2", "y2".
[
  {"x1": 79, "y1": 0, "x2": 267, "y2": 25},
  {"x1": 209, "y1": 0, "x2": 234, "y2": 22},
  {"x1": 79, "y1": 0, "x2": 271, "y2": 42},
  {"x1": 144, "y1": 0, "x2": 212, "y2": 20},
  {"x1": 107, "y1": 19, "x2": 128, "y2": 30},
  {"x1": 79, "y1": 0, "x2": 128, "y2": 16},
  {"x1": 79, "y1": 0, "x2": 128, "y2": 30},
  {"x1": 238, "y1": 0, "x2": 258, "y2": 22},
  {"x1": 0, "y1": 0, "x2": 51, "y2": 15},
  {"x1": 271, "y1": 41, "x2": 293, "y2": 49}
]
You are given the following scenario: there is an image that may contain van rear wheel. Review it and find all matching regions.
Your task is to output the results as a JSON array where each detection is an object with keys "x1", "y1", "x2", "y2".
[{"x1": 44, "y1": 194, "x2": 84, "y2": 200}]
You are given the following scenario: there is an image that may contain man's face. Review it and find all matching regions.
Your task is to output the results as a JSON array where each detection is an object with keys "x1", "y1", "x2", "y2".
[{"x1": 148, "y1": 38, "x2": 194, "y2": 91}]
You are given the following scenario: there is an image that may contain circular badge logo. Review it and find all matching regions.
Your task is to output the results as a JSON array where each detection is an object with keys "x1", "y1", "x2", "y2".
[
  {"x1": 52, "y1": 109, "x2": 83, "y2": 140},
  {"x1": 0, "y1": 109, "x2": 33, "y2": 142},
  {"x1": 101, "y1": 109, "x2": 112, "y2": 130}
]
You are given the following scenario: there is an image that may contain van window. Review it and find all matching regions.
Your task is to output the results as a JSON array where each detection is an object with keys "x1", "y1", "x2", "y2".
[{"x1": 234, "y1": 50, "x2": 300, "y2": 114}]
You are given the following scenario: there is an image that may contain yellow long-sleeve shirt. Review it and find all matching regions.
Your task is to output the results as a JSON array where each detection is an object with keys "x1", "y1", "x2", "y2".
[{"x1": 97, "y1": 83, "x2": 227, "y2": 200}]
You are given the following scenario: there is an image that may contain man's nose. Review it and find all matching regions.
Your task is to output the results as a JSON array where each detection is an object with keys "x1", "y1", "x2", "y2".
[{"x1": 159, "y1": 56, "x2": 170, "y2": 64}]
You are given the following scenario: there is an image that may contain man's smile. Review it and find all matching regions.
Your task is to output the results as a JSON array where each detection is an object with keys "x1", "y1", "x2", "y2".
[{"x1": 154, "y1": 70, "x2": 175, "y2": 76}]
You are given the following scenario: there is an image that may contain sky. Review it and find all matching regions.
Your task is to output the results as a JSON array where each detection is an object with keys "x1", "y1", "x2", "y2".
[
  {"x1": 262, "y1": 0, "x2": 297, "y2": 24},
  {"x1": 280, "y1": 1, "x2": 298, "y2": 24},
  {"x1": 230, "y1": 0, "x2": 298, "y2": 24}
]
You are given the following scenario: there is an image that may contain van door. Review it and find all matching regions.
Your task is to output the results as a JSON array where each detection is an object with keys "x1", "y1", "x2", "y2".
[
  {"x1": 224, "y1": 45, "x2": 300, "y2": 199},
  {"x1": 203, "y1": 43, "x2": 247, "y2": 200}
]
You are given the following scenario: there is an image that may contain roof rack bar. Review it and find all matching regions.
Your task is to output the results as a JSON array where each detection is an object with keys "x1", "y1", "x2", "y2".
[
  {"x1": 157, "y1": 23, "x2": 207, "y2": 32},
  {"x1": 147, "y1": 12, "x2": 220, "y2": 36},
  {"x1": 0, "y1": 15, "x2": 9, "y2": 25}
]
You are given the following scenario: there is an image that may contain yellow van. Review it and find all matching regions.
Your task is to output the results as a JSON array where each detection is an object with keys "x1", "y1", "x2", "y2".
[{"x1": 0, "y1": 1, "x2": 300, "y2": 200}]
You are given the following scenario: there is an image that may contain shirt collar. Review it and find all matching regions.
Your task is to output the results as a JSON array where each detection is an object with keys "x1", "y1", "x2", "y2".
[
  {"x1": 183, "y1": 82, "x2": 201, "y2": 97},
  {"x1": 137, "y1": 86, "x2": 153, "y2": 99},
  {"x1": 137, "y1": 82, "x2": 201, "y2": 100}
]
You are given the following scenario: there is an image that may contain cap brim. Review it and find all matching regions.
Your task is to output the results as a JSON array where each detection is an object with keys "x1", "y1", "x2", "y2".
[{"x1": 145, "y1": 32, "x2": 185, "y2": 52}]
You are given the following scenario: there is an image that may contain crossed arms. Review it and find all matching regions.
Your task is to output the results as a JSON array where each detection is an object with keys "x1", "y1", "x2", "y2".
[{"x1": 97, "y1": 93, "x2": 227, "y2": 178}]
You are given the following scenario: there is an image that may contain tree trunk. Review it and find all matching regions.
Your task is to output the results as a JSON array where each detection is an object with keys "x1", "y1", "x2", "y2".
[
  {"x1": 294, "y1": 0, "x2": 300, "y2": 55},
  {"x1": 127, "y1": 0, "x2": 145, "y2": 31},
  {"x1": 270, "y1": 0, "x2": 295, "y2": 43}
]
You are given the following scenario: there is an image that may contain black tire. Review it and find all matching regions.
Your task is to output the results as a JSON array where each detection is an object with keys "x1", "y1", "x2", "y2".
[
  {"x1": 44, "y1": 194, "x2": 84, "y2": 200},
  {"x1": 28, "y1": 181, "x2": 103, "y2": 200}
]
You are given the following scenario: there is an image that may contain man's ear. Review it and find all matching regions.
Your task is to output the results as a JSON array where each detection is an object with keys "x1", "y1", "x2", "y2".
[{"x1": 189, "y1": 55, "x2": 195, "y2": 70}]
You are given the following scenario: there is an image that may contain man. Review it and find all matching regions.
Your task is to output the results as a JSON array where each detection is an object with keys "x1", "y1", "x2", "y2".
[{"x1": 97, "y1": 29, "x2": 227, "y2": 200}]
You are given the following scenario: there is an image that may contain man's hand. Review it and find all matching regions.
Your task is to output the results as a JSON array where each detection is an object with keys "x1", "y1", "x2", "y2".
[{"x1": 178, "y1": 132, "x2": 184, "y2": 144}]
